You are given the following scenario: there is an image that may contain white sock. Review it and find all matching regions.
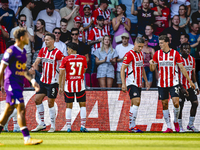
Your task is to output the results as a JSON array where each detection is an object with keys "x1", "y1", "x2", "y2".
[
  {"x1": 129, "y1": 105, "x2": 138, "y2": 129},
  {"x1": 36, "y1": 104, "x2": 44, "y2": 125},
  {"x1": 80, "y1": 107, "x2": 86, "y2": 128},
  {"x1": 24, "y1": 136, "x2": 31, "y2": 142},
  {"x1": 173, "y1": 106, "x2": 180, "y2": 123},
  {"x1": 66, "y1": 108, "x2": 72, "y2": 129},
  {"x1": 49, "y1": 107, "x2": 56, "y2": 129},
  {"x1": 163, "y1": 109, "x2": 171, "y2": 129},
  {"x1": 178, "y1": 119, "x2": 182, "y2": 128},
  {"x1": 189, "y1": 116, "x2": 195, "y2": 126}
]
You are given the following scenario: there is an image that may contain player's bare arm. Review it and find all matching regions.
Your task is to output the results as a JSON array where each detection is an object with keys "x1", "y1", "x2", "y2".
[
  {"x1": 88, "y1": 38, "x2": 102, "y2": 46},
  {"x1": 179, "y1": 81, "x2": 189, "y2": 97},
  {"x1": 142, "y1": 67, "x2": 150, "y2": 90},
  {"x1": 178, "y1": 63, "x2": 195, "y2": 89},
  {"x1": 120, "y1": 64, "x2": 127, "y2": 93},
  {"x1": 58, "y1": 69, "x2": 65, "y2": 95},
  {"x1": 0, "y1": 61, "x2": 7, "y2": 86},
  {"x1": 149, "y1": 59, "x2": 157, "y2": 72},
  {"x1": 24, "y1": 67, "x2": 40, "y2": 92},
  {"x1": 192, "y1": 68, "x2": 199, "y2": 95}
]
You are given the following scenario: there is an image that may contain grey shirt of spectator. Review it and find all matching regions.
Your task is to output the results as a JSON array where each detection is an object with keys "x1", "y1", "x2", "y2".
[{"x1": 94, "y1": 47, "x2": 118, "y2": 79}]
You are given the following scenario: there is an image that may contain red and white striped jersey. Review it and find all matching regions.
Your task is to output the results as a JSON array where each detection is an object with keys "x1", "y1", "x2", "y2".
[
  {"x1": 38, "y1": 47, "x2": 64, "y2": 84},
  {"x1": 153, "y1": 49, "x2": 183, "y2": 88},
  {"x1": 59, "y1": 54, "x2": 87, "y2": 93},
  {"x1": 82, "y1": 16, "x2": 95, "y2": 41},
  {"x1": 179, "y1": 55, "x2": 195, "y2": 89},
  {"x1": 88, "y1": 27, "x2": 110, "y2": 54},
  {"x1": 78, "y1": 31, "x2": 85, "y2": 42},
  {"x1": 123, "y1": 49, "x2": 144, "y2": 88},
  {"x1": 93, "y1": 7, "x2": 111, "y2": 32}
]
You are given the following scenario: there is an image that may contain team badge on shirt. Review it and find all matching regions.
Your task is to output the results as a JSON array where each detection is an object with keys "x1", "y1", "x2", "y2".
[{"x1": 124, "y1": 57, "x2": 127, "y2": 60}]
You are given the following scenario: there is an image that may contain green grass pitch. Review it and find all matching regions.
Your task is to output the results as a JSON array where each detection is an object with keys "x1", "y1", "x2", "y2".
[{"x1": 0, "y1": 132, "x2": 200, "y2": 150}]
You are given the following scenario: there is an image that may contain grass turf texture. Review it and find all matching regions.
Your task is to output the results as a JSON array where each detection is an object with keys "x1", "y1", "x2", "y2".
[{"x1": 0, "y1": 132, "x2": 200, "y2": 150}]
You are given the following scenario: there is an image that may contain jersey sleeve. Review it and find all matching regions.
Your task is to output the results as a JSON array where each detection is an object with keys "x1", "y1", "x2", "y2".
[
  {"x1": 122, "y1": 52, "x2": 133, "y2": 66},
  {"x1": 56, "y1": 50, "x2": 64, "y2": 60},
  {"x1": 175, "y1": 51, "x2": 183, "y2": 64},
  {"x1": 153, "y1": 51, "x2": 158, "y2": 64},
  {"x1": 2, "y1": 48, "x2": 14, "y2": 65},
  {"x1": 88, "y1": 29, "x2": 95, "y2": 41},
  {"x1": 192, "y1": 57, "x2": 195, "y2": 70},
  {"x1": 75, "y1": 0, "x2": 80, "y2": 6},
  {"x1": 83, "y1": 56, "x2": 87, "y2": 69},
  {"x1": 59, "y1": 57, "x2": 67, "y2": 70},
  {"x1": 38, "y1": 48, "x2": 44, "y2": 59},
  {"x1": 92, "y1": 9, "x2": 99, "y2": 25},
  {"x1": 2, "y1": 26, "x2": 8, "y2": 33}
]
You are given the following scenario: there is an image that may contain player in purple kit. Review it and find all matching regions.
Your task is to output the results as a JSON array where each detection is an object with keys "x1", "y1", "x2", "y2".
[{"x1": 0, "y1": 28, "x2": 43, "y2": 145}]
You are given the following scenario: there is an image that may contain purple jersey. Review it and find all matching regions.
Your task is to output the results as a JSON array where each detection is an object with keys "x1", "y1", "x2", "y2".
[{"x1": 2, "y1": 45, "x2": 27, "y2": 91}]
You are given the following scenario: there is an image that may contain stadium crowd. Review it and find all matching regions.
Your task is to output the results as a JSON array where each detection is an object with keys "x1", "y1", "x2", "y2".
[{"x1": 0, "y1": 0, "x2": 200, "y2": 88}]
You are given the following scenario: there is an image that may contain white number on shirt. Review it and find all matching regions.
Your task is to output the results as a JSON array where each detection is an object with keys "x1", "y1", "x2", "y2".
[{"x1": 69, "y1": 62, "x2": 83, "y2": 75}]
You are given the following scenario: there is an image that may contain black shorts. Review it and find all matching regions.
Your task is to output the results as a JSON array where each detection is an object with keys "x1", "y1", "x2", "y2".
[
  {"x1": 127, "y1": 85, "x2": 141, "y2": 99},
  {"x1": 36, "y1": 82, "x2": 58, "y2": 99},
  {"x1": 179, "y1": 88, "x2": 197, "y2": 102},
  {"x1": 64, "y1": 90, "x2": 86, "y2": 103},
  {"x1": 158, "y1": 85, "x2": 179, "y2": 100}
]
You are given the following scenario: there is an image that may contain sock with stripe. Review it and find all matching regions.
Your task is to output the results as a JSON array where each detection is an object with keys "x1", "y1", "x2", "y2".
[
  {"x1": 163, "y1": 109, "x2": 171, "y2": 129},
  {"x1": 66, "y1": 108, "x2": 72, "y2": 129},
  {"x1": 80, "y1": 107, "x2": 86, "y2": 128},
  {"x1": 49, "y1": 107, "x2": 56, "y2": 129},
  {"x1": 36, "y1": 103, "x2": 45, "y2": 125},
  {"x1": 173, "y1": 106, "x2": 180, "y2": 123},
  {"x1": 129, "y1": 105, "x2": 138, "y2": 129}
]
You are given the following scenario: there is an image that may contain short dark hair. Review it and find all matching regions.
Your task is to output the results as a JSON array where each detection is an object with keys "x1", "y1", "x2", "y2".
[
  {"x1": 45, "y1": 33, "x2": 55, "y2": 41},
  {"x1": 142, "y1": 35, "x2": 149, "y2": 41},
  {"x1": 18, "y1": 14, "x2": 26, "y2": 20},
  {"x1": 13, "y1": 28, "x2": 27, "y2": 40},
  {"x1": 67, "y1": 42, "x2": 79, "y2": 51},
  {"x1": 191, "y1": 22, "x2": 199, "y2": 27},
  {"x1": 52, "y1": 27, "x2": 61, "y2": 33},
  {"x1": 60, "y1": 18, "x2": 68, "y2": 24},
  {"x1": 135, "y1": 37, "x2": 144, "y2": 44},
  {"x1": 46, "y1": 3, "x2": 55, "y2": 10},
  {"x1": 180, "y1": 43, "x2": 190, "y2": 50},
  {"x1": 159, "y1": 35, "x2": 170, "y2": 42},
  {"x1": 181, "y1": 33, "x2": 189, "y2": 40},
  {"x1": 1, "y1": 0, "x2": 8, "y2": 3},
  {"x1": 71, "y1": 28, "x2": 79, "y2": 34},
  {"x1": 172, "y1": 15, "x2": 179, "y2": 20}
]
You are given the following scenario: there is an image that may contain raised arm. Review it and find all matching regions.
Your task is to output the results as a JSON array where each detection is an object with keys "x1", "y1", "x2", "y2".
[{"x1": 131, "y1": 0, "x2": 138, "y2": 15}]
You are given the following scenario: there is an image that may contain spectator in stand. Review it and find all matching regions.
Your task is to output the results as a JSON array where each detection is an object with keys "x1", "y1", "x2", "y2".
[
  {"x1": 75, "y1": 0, "x2": 98, "y2": 17},
  {"x1": 119, "y1": 0, "x2": 141, "y2": 37},
  {"x1": 36, "y1": 3, "x2": 61, "y2": 33},
  {"x1": 179, "y1": 4, "x2": 190, "y2": 34},
  {"x1": 73, "y1": 16, "x2": 86, "y2": 43},
  {"x1": 188, "y1": 22, "x2": 200, "y2": 58},
  {"x1": 93, "y1": 0, "x2": 111, "y2": 33},
  {"x1": 10, "y1": 14, "x2": 34, "y2": 69},
  {"x1": 53, "y1": 0, "x2": 65, "y2": 11},
  {"x1": 0, "y1": 0, "x2": 17, "y2": 33},
  {"x1": 60, "y1": 0, "x2": 79, "y2": 31},
  {"x1": 177, "y1": 33, "x2": 189, "y2": 53},
  {"x1": 82, "y1": 4, "x2": 95, "y2": 42},
  {"x1": 169, "y1": 0, "x2": 191, "y2": 18},
  {"x1": 33, "y1": 19, "x2": 49, "y2": 71},
  {"x1": 20, "y1": 0, "x2": 36, "y2": 30},
  {"x1": 88, "y1": 15, "x2": 110, "y2": 73},
  {"x1": 145, "y1": 25, "x2": 159, "y2": 49},
  {"x1": 191, "y1": 1, "x2": 200, "y2": 25},
  {"x1": 71, "y1": 28, "x2": 89, "y2": 62},
  {"x1": 166, "y1": 33, "x2": 177, "y2": 50},
  {"x1": 94, "y1": 35, "x2": 118, "y2": 87},
  {"x1": 141, "y1": 35, "x2": 155, "y2": 88},
  {"x1": 60, "y1": 18, "x2": 71, "y2": 44},
  {"x1": 152, "y1": 0, "x2": 170, "y2": 36},
  {"x1": 116, "y1": 33, "x2": 134, "y2": 87},
  {"x1": 131, "y1": 0, "x2": 161, "y2": 37},
  {"x1": 42, "y1": 27, "x2": 67, "y2": 56},
  {"x1": 8, "y1": 0, "x2": 22, "y2": 18},
  {"x1": 162, "y1": 15, "x2": 186, "y2": 49},
  {"x1": 0, "y1": 23, "x2": 9, "y2": 60},
  {"x1": 112, "y1": 4, "x2": 133, "y2": 49}
]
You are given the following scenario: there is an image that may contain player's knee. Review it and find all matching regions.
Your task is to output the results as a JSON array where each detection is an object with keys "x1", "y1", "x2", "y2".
[
  {"x1": 174, "y1": 102, "x2": 179, "y2": 108},
  {"x1": 192, "y1": 101, "x2": 198, "y2": 108}
]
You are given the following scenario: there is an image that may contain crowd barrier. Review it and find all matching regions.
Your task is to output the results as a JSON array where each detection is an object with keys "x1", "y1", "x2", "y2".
[{"x1": 0, "y1": 88, "x2": 200, "y2": 131}]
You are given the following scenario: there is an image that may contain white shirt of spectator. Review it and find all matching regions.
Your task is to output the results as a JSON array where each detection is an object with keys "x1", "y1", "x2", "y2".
[
  {"x1": 42, "y1": 40, "x2": 67, "y2": 56},
  {"x1": 20, "y1": 7, "x2": 34, "y2": 30},
  {"x1": 116, "y1": 43, "x2": 134, "y2": 72},
  {"x1": 170, "y1": 0, "x2": 190, "y2": 18},
  {"x1": 10, "y1": 26, "x2": 34, "y2": 54},
  {"x1": 9, "y1": 0, "x2": 22, "y2": 15},
  {"x1": 36, "y1": 10, "x2": 61, "y2": 33}
]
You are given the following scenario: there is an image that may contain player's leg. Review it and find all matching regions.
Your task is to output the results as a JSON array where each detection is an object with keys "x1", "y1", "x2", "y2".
[
  {"x1": 12, "y1": 108, "x2": 20, "y2": 132},
  {"x1": 46, "y1": 83, "x2": 58, "y2": 132},
  {"x1": 16, "y1": 103, "x2": 43, "y2": 145},
  {"x1": 159, "y1": 87, "x2": 173, "y2": 133},
  {"x1": 178, "y1": 96, "x2": 185, "y2": 132},
  {"x1": 107, "y1": 78, "x2": 113, "y2": 88},
  {"x1": 77, "y1": 90, "x2": 88, "y2": 132},
  {"x1": 64, "y1": 92, "x2": 74, "y2": 132},
  {"x1": 98, "y1": 77, "x2": 106, "y2": 87},
  {"x1": 170, "y1": 86, "x2": 180, "y2": 132},
  {"x1": 187, "y1": 89, "x2": 199, "y2": 132},
  {"x1": 127, "y1": 85, "x2": 142, "y2": 133}
]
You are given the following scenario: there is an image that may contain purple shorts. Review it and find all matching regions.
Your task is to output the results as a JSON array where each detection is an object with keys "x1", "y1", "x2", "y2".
[{"x1": 6, "y1": 90, "x2": 24, "y2": 106}]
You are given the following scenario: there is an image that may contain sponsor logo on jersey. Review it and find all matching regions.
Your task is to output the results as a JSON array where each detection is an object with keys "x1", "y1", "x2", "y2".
[
  {"x1": 159, "y1": 61, "x2": 173, "y2": 67},
  {"x1": 135, "y1": 61, "x2": 143, "y2": 67}
]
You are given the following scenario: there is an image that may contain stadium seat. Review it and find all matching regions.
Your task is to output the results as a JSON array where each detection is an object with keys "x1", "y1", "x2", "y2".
[{"x1": 85, "y1": 73, "x2": 90, "y2": 87}]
